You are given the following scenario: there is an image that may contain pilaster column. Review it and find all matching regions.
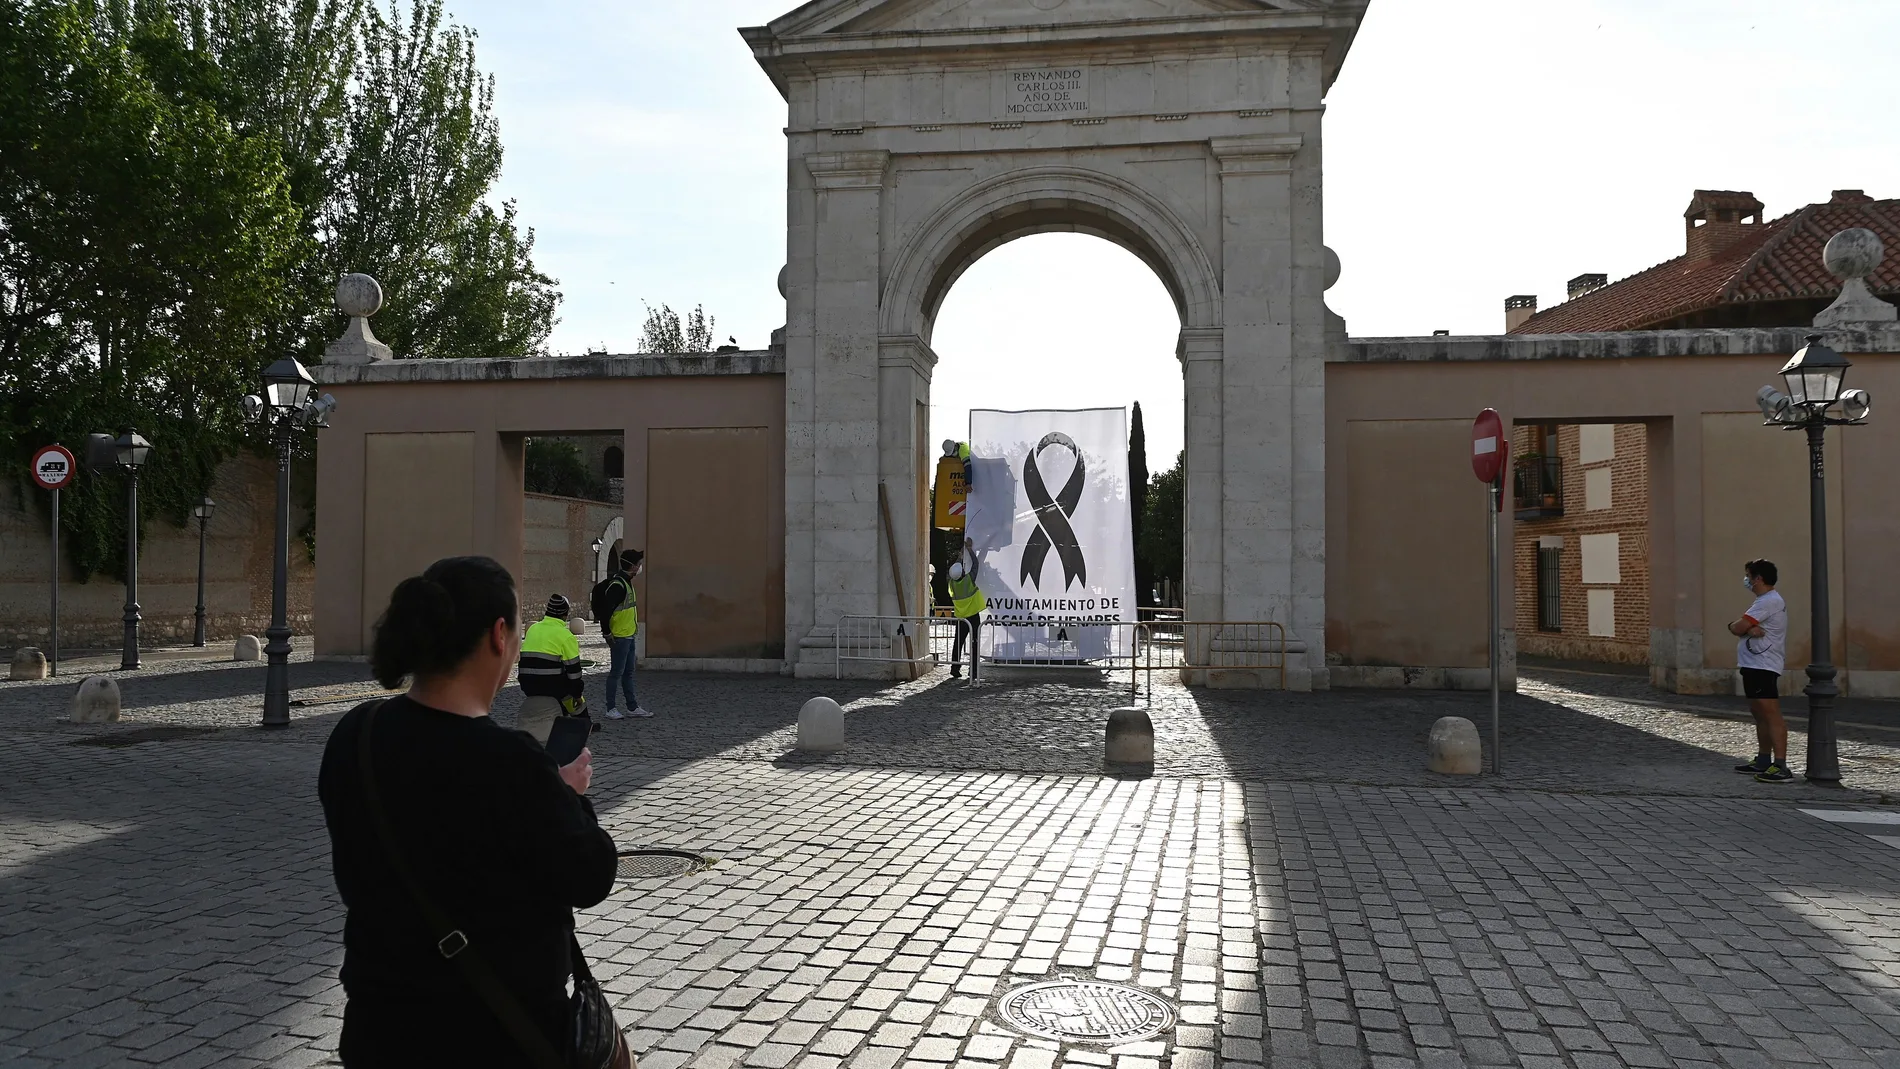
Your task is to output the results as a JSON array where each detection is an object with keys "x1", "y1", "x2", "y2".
[
  {"x1": 788, "y1": 151, "x2": 890, "y2": 670},
  {"x1": 1208, "y1": 135, "x2": 1309, "y2": 678},
  {"x1": 1179, "y1": 327, "x2": 1225, "y2": 623}
]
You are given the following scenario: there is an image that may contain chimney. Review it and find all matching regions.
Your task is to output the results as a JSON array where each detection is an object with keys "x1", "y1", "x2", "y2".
[
  {"x1": 1567, "y1": 273, "x2": 1608, "y2": 300},
  {"x1": 1684, "y1": 189, "x2": 1764, "y2": 261},
  {"x1": 1832, "y1": 189, "x2": 1874, "y2": 205},
  {"x1": 1504, "y1": 294, "x2": 1538, "y2": 332}
]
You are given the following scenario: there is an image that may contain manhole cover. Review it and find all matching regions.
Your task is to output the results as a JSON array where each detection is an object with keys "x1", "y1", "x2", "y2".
[
  {"x1": 997, "y1": 978, "x2": 1175, "y2": 1044},
  {"x1": 615, "y1": 850, "x2": 707, "y2": 880},
  {"x1": 70, "y1": 726, "x2": 220, "y2": 748}
]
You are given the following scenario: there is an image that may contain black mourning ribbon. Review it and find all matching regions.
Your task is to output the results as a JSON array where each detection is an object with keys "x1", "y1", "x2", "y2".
[{"x1": 1020, "y1": 432, "x2": 1087, "y2": 591}]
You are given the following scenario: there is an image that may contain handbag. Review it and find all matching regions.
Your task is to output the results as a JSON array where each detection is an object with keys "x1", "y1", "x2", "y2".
[{"x1": 356, "y1": 701, "x2": 631, "y2": 1069}]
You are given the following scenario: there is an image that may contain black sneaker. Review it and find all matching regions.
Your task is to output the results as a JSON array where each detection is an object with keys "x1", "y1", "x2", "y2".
[
  {"x1": 1755, "y1": 762, "x2": 1794, "y2": 783},
  {"x1": 1735, "y1": 756, "x2": 1770, "y2": 774}
]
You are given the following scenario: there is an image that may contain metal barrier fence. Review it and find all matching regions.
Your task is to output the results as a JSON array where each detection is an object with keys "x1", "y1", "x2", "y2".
[
  {"x1": 835, "y1": 614, "x2": 1286, "y2": 692},
  {"x1": 981, "y1": 622, "x2": 1144, "y2": 697},
  {"x1": 1139, "y1": 620, "x2": 1287, "y2": 691},
  {"x1": 836, "y1": 615, "x2": 969, "y2": 679}
]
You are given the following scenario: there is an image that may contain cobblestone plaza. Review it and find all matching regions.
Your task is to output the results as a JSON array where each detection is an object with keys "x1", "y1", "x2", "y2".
[{"x1": 6, "y1": 649, "x2": 1900, "y2": 1068}]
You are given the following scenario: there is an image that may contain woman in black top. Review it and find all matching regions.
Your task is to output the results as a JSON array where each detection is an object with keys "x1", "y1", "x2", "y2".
[{"x1": 319, "y1": 556, "x2": 619, "y2": 1068}]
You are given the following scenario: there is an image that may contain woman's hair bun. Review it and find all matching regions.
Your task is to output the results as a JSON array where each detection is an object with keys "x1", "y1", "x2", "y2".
[{"x1": 370, "y1": 558, "x2": 517, "y2": 689}]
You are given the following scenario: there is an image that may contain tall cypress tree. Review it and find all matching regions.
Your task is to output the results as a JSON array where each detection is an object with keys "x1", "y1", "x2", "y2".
[{"x1": 1129, "y1": 402, "x2": 1150, "y2": 606}]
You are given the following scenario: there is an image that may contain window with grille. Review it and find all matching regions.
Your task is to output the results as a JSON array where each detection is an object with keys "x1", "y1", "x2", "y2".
[{"x1": 1537, "y1": 547, "x2": 1562, "y2": 632}]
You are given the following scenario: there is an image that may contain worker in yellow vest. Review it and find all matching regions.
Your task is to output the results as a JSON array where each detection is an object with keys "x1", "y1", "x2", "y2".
[
  {"x1": 947, "y1": 537, "x2": 986, "y2": 679},
  {"x1": 516, "y1": 594, "x2": 586, "y2": 744},
  {"x1": 591, "y1": 549, "x2": 650, "y2": 719}
]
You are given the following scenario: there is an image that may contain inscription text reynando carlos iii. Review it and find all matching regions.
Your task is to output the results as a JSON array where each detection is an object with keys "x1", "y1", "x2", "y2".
[{"x1": 1003, "y1": 67, "x2": 1089, "y2": 119}]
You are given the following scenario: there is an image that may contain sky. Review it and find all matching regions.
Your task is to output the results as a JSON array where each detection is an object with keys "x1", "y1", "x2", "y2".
[{"x1": 447, "y1": 0, "x2": 1900, "y2": 468}]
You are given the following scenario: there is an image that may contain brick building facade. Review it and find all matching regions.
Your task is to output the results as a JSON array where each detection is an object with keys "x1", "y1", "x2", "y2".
[{"x1": 1511, "y1": 423, "x2": 1650, "y2": 664}]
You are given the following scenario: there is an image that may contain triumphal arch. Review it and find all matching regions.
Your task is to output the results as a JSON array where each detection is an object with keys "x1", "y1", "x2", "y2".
[{"x1": 746, "y1": 0, "x2": 1367, "y2": 687}]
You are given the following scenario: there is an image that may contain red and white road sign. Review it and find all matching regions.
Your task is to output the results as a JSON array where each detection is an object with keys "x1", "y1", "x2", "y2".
[
  {"x1": 948, "y1": 500, "x2": 966, "y2": 517},
  {"x1": 1470, "y1": 409, "x2": 1507, "y2": 483},
  {"x1": 31, "y1": 444, "x2": 75, "y2": 490}
]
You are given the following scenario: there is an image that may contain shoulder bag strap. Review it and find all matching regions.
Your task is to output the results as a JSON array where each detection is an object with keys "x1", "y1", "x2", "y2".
[{"x1": 357, "y1": 701, "x2": 568, "y2": 1069}]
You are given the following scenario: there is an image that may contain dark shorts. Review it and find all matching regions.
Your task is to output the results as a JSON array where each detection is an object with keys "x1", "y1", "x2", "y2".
[{"x1": 1740, "y1": 667, "x2": 1781, "y2": 701}]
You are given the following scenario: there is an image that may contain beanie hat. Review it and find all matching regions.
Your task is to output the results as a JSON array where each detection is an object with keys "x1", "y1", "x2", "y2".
[{"x1": 545, "y1": 594, "x2": 571, "y2": 619}]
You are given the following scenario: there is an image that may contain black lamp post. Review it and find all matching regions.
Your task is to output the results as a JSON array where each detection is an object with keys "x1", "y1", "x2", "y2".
[
  {"x1": 192, "y1": 496, "x2": 216, "y2": 647},
  {"x1": 247, "y1": 357, "x2": 335, "y2": 728},
  {"x1": 1756, "y1": 334, "x2": 1874, "y2": 785},
  {"x1": 115, "y1": 429, "x2": 152, "y2": 670}
]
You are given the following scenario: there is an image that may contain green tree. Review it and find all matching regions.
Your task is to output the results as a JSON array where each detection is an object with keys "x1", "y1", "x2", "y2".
[
  {"x1": 524, "y1": 438, "x2": 608, "y2": 502},
  {"x1": 637, "y1": 302, "x2": 716, "y2": 354},
  {"x1": 0, "y1": 0, "x2": 303, "y2": 578},
  {"x1": 1128, "y1": 401, "x2": 1150, "y2": 605},
  {"x1": 325, "y1": 0, "x2": 557, "y2": 359},
  {"x1": 1140, "y1": 451, "x2": 1184, "y2": 600}
]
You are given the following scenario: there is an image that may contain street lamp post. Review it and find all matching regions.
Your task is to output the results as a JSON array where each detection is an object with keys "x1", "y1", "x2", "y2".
[
  {"x1": 115, "y1": 430, "x2": 152, "y2": 670},
  {"x1": 246, "y1": 358, "x2": 336, "y2": 728},
  {"x1": 1755, "y1": 334, "x2": 1874, "y2": 785},
  {"x1": 192, "y1": 497, "x2": 216, "y2": 647}
]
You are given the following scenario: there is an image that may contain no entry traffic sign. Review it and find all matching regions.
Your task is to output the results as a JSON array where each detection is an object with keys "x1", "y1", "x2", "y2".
[
  {"x1": 32, "y1": 444, "x2": 75, "y2": 490},
  {"x1": 1470, "y1": 409, "x2": 1506, "y2": 484}
]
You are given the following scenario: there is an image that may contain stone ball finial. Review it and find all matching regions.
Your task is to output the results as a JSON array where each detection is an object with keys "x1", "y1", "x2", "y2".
[
  {"x1": 336, "y1": 273, "x2": 384, "y2": 318},
  {"x1": 1823, "y1": 228, "x2": 1884, "y2": 281}
]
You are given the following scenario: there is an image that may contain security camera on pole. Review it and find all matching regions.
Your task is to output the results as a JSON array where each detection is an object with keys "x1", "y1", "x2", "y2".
[{"x1": 1471, "y1": 408, "x2": 1510, "y2": 774}]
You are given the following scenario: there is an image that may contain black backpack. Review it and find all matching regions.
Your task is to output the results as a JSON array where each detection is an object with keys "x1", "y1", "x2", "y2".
[{"x1": 589, "y1": 573, "x2": 623, "y2": 625}]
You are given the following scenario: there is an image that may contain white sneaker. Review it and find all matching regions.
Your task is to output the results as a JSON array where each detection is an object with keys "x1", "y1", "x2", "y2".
[
  {"x1": 630, "y1": 706, "x2": 654, "y2": 718},
  {"x1": 603, "y1": 708, "x2": 625, "y2": 720}
]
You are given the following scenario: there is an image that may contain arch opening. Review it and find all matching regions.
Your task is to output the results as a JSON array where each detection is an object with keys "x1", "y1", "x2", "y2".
[{"x1": 927, "y1": 231, "x2": 1185, "y2": 609}]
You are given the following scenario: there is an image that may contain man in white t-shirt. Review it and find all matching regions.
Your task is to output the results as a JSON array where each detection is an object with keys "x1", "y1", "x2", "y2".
[{"x1": 1728, "y1": 558, "x2": 1790, "y2": 782}]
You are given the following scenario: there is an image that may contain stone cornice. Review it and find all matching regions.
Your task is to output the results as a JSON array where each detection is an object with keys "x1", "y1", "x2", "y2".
[
  {"x1": 806, "y1": 150, "x2": 890, "y2": 190},
  {"x1": 1339, "y1": 328, "x2": 1900, "y2": 364},
  {"x1": 310, "y1": 351, "x2": 784, "y2": 385},
  {"x1": 877, "y1": 334, "x2": 939, "y2": 378},
  {"x1": 1209, "y1": 134, "x2": 1304, "y2": 176},
  {"x1": 1178, "y1": 326, "x2": 1225, "y2": 362}
]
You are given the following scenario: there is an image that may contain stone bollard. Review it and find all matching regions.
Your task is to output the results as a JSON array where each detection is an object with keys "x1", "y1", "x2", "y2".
[
  {"x1": 797, "y1": 696, "x2": 844, "y2": 753},
  {"x1": 70, "y1": 675, "x2": 121, "y2": 724},
  {"x1": 233, "y1": 635, "x2": 262, "y2": 662},
  {"x1": 10, "y1": 647, "x2": 48, "y2": 680},
  {"x1": 568, "y1": 618, "x2": 586, "y2": 638},
  {"x1": 1104, "y1": 706, "x2": 1154, "y2": 765},
  {"x1": 1428, "y1": 716, "x2": 1483, "y2": 775}
]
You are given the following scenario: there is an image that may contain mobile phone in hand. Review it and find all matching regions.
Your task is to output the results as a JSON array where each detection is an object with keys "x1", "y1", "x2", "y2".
[{"x1": 546, "y1": 716, "x2": 590, "y2": 766}]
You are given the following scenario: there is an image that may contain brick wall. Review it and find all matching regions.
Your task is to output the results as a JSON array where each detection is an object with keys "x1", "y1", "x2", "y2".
[{"x1": 1513, "y1": 423, "x2": 1651, "y2": 664}]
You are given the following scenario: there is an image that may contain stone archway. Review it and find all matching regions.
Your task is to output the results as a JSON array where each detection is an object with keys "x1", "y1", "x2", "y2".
[{"x1": 747, "y1": 0, "x2": 1367, "y2": 687}]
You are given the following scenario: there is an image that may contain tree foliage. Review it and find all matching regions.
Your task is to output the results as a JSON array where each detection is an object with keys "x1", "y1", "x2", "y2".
[
  {"x1": 1139, "y1": 450, "x2": 1184, "y2": 595},
  {"x1": 524, "y1": 438, "x2": 608, "y2": 502},
  {"x1": 637, "y1": 302, "x2": 716, "y2": 354},
  {"x1": 0, "y1": 0, "x2": 559, "y2": 578},
  {"x1": 1128, "y1": 401, "x2": 1150, "y2": 604}
]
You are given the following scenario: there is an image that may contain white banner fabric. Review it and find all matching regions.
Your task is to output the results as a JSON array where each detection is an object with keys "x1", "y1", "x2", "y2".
[{"x1": 967, "y1": 408, "x2": 1136, "y2": 662}]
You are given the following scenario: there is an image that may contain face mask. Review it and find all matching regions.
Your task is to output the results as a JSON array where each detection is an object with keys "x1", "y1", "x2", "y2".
[{"x1": 1743, "y1": 576, "x2": 1756, "y2": 592}]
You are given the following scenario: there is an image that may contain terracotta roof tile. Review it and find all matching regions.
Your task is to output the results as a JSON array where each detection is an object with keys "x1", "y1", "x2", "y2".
[{"x1": 1513, "y1": 194, "x2": 1900, "y2": 333}]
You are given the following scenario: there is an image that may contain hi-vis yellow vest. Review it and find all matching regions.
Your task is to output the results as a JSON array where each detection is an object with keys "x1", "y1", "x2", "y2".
[
  {"x1": 949, "y1": 570, "x2": 986, "y2": 619},
  {"x1": 607, "y1": 575, "x2": 638, "y2": 638}
]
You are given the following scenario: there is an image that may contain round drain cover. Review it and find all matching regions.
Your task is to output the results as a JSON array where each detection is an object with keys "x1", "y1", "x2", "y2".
[
  {"x1": 997, "y1": 979, "x2": 1175, "y2": 1044},
  {"x1": 615, "y1": 850, "x2": 706, "y2": 880}
]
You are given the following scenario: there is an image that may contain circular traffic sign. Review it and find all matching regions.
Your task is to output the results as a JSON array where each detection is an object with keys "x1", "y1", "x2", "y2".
[
  {"x1": 31, "y1": 444, "x2": 76, "y2": 490},
  {"x1": 1471, "y1": 409, "x2": 1507, "y2": 483}
]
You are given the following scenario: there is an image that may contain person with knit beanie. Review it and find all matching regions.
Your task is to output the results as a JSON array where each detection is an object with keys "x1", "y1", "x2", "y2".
[{"x1": 516, "y1": 594, "x2": 585, "y2": 744}]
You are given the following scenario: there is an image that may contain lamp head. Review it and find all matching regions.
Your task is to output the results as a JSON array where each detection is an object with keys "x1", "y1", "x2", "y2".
[
  {"x1": 114, "y1": 429, "x2": 152, "y2": 471},
  {"x1": 1779, "y1": 334, "x2": 1851, "y2": 410},
  {"x1": 193, "y1": 496, "x2": 216, "y2": 521},
  {"x1": 262, "y1": 356, "x2": 316, "y2": 411}
]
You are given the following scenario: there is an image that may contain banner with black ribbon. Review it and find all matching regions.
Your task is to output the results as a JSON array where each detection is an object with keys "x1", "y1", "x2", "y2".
[
  {"x1": 966, "y1": 408, "x2": 1138, "y2": 664},
  {"x1": 1020, "y1": 432, "x2": 1086, "y2": 591}
]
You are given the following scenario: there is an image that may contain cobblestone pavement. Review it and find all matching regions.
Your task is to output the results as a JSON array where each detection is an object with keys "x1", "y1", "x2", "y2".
[{"x1": 5, "y1": 652, "x2": 1900, "y2": 1067}]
